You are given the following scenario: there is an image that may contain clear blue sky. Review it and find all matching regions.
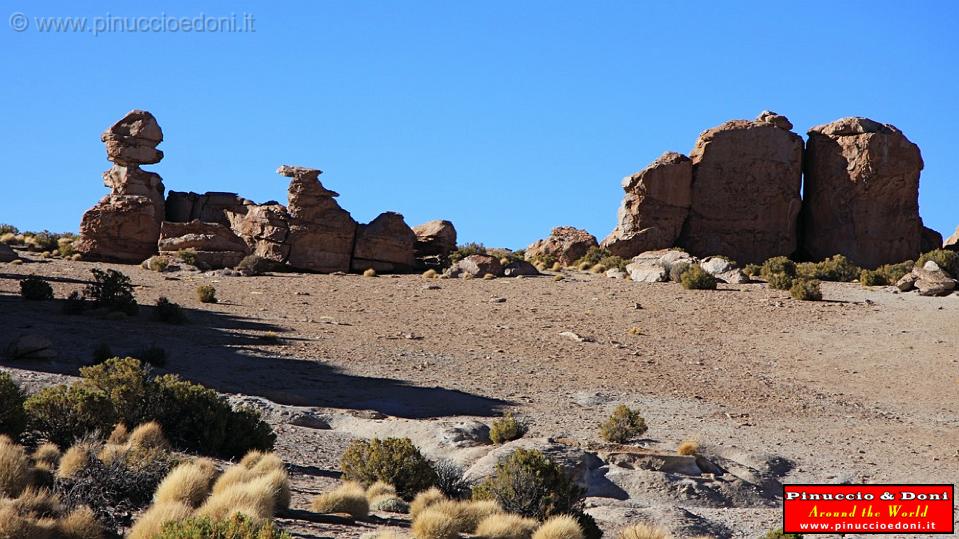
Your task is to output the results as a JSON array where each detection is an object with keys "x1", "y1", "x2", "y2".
[{"x1": 1, "y1": 1, "x2": 956, "y2": 248}]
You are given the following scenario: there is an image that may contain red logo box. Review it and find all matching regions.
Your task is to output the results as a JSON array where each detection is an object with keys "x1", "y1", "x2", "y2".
[{"x1": 783, "y1": 484, "x2": 955, "y2": 534}]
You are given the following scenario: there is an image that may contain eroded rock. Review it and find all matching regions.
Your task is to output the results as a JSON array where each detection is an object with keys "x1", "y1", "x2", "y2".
[
  {"x1": 526, "y1": 226, "x2": 598, "y2": 266},
  {"x1": 352, "y1": 212, "x2": 417, "y2": 273}
]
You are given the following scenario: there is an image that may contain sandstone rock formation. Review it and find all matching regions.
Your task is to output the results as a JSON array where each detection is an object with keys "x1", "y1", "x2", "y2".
[
  {"x1": 526, "y1": 226, "x2": 598, "y2": 266},
  {"x1": 351, "y1": 212, "x2": 417, "y2": 273},
  {"x1": 946, "y1": 226, "x2": 959, "y2": 252},
  {"x1": 166, "y1": 191, "x2": 253, "y2": 225},
  {"x1": 921, "y1": 226, "x2": 943, "y2": 254},
  {"x1": 676, "y1": 111, "x2": 803, "y2": 265},
  {"x1": 280, "y1": 165, "x2": 358, "y2": 273},
  {"x1": 446, "y1": 254, "x2": 503, "y2": 278},
  {"x1": 76, "y1": 110, "x2": 166, "y2": 263},
  {"x1": 503, "y1": 260, "x2": 540, "y2": 277},
  {"x1": 802, "y1": 117, "x2": 923, "y2": 268},
  {"x1": 602, "y1": 152, "x2": 692, "y2": 258},
  {"x1": 226, "y1": 203, "x2": 291, "y2": 261},
  {"x1": 413, "y1": 220, "x2": 457, "y2": 268},
  {"x1": 158, "y1": 220, "x2": 250, "y2": 269}
]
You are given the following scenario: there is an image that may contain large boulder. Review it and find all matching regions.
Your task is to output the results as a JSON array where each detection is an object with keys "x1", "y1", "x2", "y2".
[
  {"x1": 0, "y1": 244, "x2": 18, "y2": 263},
  {"x1": 446, "y1": 254, "x2": 503, "y2": 278},
  {"x1": 279, "y1": 165, "x2": 358, "y2": 273},
  {"x1": 913, "y1": 261, "x2": 956, "y2": 296},
  {"x1": 602, "y1": 152, "x2": 693, "y2": 258},
  {"x1": 412, "y1": 220, "x2": 457, "y2": 266},
  {"x1": 676, "y1": 111, "x2": 803, "y2": 265},
  {"x1": 801, "y1": 117, "x2": 923, "y2": 268},
  {"x1": 351, "y1": 212, "x2": 417, "y2": 273},
  {"x1": 226, "y1": 203, "x2": 292, "y2": 262},
  {"x1": 526, "y1": 226, "x2": 598, "y2": 266},
  {"x1": 158, "y1": 220, "x2": 250, "y2": 269},
  {"x1": 101, "y1": 110, "x2": 163, "y2": 166},
  {"x1": 625, "y1": 249, "x2": 695, "y2": 283}
]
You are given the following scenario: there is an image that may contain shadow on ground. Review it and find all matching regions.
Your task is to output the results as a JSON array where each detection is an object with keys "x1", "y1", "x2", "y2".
[{"x1": 0, "y1": 273, "x2": 507, "y2": 419}]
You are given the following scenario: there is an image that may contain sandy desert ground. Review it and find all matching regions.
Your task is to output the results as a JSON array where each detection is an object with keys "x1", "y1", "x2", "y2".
[{"x1": 1, "y1": 255, "x2": 957, "y2": 538}]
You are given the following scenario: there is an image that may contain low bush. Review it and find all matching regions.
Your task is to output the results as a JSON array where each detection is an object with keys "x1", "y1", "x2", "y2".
[
  {"x1": 310, "y1": 481, "x2": 369, "y2": 517},
  {"x1": 20, "y1": 276, "x2": 54, "y2": 300},
  {"x1": 599, "y1": 255, "x2": 627, "y2": 272},
  {"x1": 176, "y1": 249, "x2": 198, "y2": 266},
  {"x1": 860, "y1": 261, "x2": 913, "y2": 287},
  {"x1": 57, "y1": 240, "x2": 76, "y2": 258},
  {"x1": 133, "y1": 345, "x2": 167, "y2": 368},
  {"x1": 573, "y1": 247, "x2": 610, "y2": 269},
  {"x1": 154, "y1": 513, "x2": 292, "y2": 539},
  {"x1": 413, "y1": 507, "x2": 460, "y2": 539},
  {"x1": 86, "y1": 269, "x2": 137, "y2": 315},
  {"x1": 760, "y1": 256, "x2": 796, "y2": 284},
  {"x1": 532, "y1": 514, "x2": 584, "y2": 539},
  {"x1": 789, "y1": 279, "x2": 822, "y2": 301},
  {"x1": 796, "y1": 255, "x2": 860, "y2": 282},
  {"x1": 668, "y1": 261, "x2": 689, "y2": 283},
  {"x1": 574, "y1": 511, "x2": 602, "y2": 539},
  {"x1": 676, "y1": 440, "x2": 698, "y2": 456},
  {"x1": 0, "y1": 373, "x2": 27, "y2": 438},
  {"x1": 472, "y1": 448, "x2": 583, "y2": 520},
  {"x1": 432, "y1": 458, "x2": 471, "y2": 500},
  {"x1": 917, "y1": 248, "x2": 959, "y2": 277},
  {"x1": 743, "y1": 263, "x2": 762, "y2": 278},
  {"x1": 618, "y1": 522, "x2": 672, "y2": 539},
  {"x1": 450, "y1": 243, "x2": 488, "y2": 263},
  {"x1": 196, "y1": 285, "x2": 218, "y2": 304},
  {"x1": 410, "y1": 486, "x2": 447, "y2": 519},
  {"x1": 679, "y1": 265, "x2": 716, "y2": 290},
  {"x1": 599, "y1": 405, "x2": 647, "y2": 443},
  {"x1": 476, "y1": 513, "x2": 540, "y2": 539},
  {"x1": 490, "y1": 413, "x2": 528, "y2": 444},
  {"x1": 340, "y1": 437, "x2": 437, "y2": 500},
  {"x1": 154, "y1": 297, "x2": 187, "y2": 324}
]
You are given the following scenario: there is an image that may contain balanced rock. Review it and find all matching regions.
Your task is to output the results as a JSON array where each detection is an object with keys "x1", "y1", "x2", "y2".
[
  {"x1": 412, "y1": 220, "x2": 457, "y2": 268},
  {"x1": 802, "y1": 117, "x2": 923, "y2": 268},
  {"x1": 101, "y1": 110, "x2": 164, "y2": 166},
  {"x1": 526, "y1": 226, "x2": 598, "y2": 266},
  {"x1": 676, "y1": 112, "x2": 803, "y2": 265},
  {"x1": 279, "y1": 165, "x2": 357, "y2": 273},
  {"x1": 351, "y1": 212, "x2": 417, "y2": 273},
  {"x1": 602, "y1": 152, "x2": 693, "y2": 258},
  {"x1": 446, "y1": 254, "x2": 503, "y2": 278}
]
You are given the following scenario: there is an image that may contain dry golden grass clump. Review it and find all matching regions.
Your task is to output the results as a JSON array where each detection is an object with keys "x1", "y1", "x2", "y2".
[
  {"x1": 128, "y1": 421, "x2": 170, "y2": 451},
  {"x1": 532, "y1": 515, "x2": 584, "y2": 539},
  {"x1": 0, "y1": 488, "x2": 103, "y2": 539},
  {"x1": 475, "y1": 512, "x2": 540, "y2": 539},
  {"x1": 196, "y1": 482, "x2": 276, "y2": 520},
  {"x1": 412, "y1": 507, "x2": 461, "y2": 539},
  {"x1": 410, "y1": 486, "x2": 447, "y2": 519},
  {"x1": 551, "y1": 262, "x2": 563, "y2": 271},
  {"x1": 153, "y1": 458, "x2": 218, "y2": 508},
  {"x1": 422, "y1": 269, "x2": 438, "y2": 279},
  {"x1": 617, "y1": 522, "x2": 674, "y2": 539},
  {"x1": 676, "y1": 440, "x2": 699, "y2": 456},
  {"x1": 107, "y1": 423, "x2": 129, "y2": 445},
  {"x1": 311, "y1": 481, "x2": 369, "y2": 518},
  {"x1": 590, "y1": 263, "x2": 607, "y2": 274},
  {"x1": 127, "y1": 501, "x2": 194, "y2": 539},
  {"x1": 58, "y1": 506, "x2": 104, "y2": 539},
  {"x1": 364, "y1": 268, "x2": 378, "y2": 277},
  {"x1": 200, "y1": 450, "x2": 290, "y2": 519},
  {"x1": 32, "y1": 443, "x2": 62, "y2": 469},
  {"x1": 0, "y1": 438, "x2": 32, "y2": 497},
  {"x1": 553, "y1": 275, "x2": 564, "y2": 281},
  {"x1": 366, "y1": 480, "x2": 396, "y2": 500}
]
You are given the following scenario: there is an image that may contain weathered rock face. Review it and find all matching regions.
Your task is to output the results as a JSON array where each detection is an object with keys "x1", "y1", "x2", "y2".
[
  {"x1": 503, "y1": 260, "x2": 540, "y2": 277},
  {"x1": 446, "y1": 254, "x2": 503, "y2": 278},
  {"x1": 351, "y1": 212, "x2": 417, "y2": 272},
  {"x1": 226, "y1": 203, "x2": 291, "y2": 261},
  {"x1": 676, "y1": 112, "x2": 803, "y2": 265},
  {"x1": 76, "y1": 110, "x2": 167, "y2": 263},
  {"x1": 166, "y1": 191, "x2": 253, "y2": 225},
  {"x1": 801, "y1": 117, "x2": 923, "y2": 268},
  {"x1": 914, "y1": 261, "x2": 956, "y2": 296},
  {"x1": 279, "y1": 165, "x2": 358, "y2": 273},
  {"x1": 157, "y1": 220, "x2": 250, "y2": 269},
  {"x1": 602, "y1": 152, "x2": 693, "y2": 258},
  {"x1": 526, "y1": 226, "x2": 598, "y2": 266},
  {"x1": 945, "y1": 226, "x2": 959, "y2": 252},
  {"x1": 412, "y1": 220, "x2": 457, "y2": 268},
  {"x1": 920, "y1": 226, "x2": 943, "y2": 254}
]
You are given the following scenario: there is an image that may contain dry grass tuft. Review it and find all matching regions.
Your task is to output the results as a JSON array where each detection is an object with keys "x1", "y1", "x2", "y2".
[
  {"x1": 410, "y1": 487, "x2": 447, "y2": 519},
  {"x1": 128, "y1": 421, "x2": 169, "y2": 451},
  {"x1": 107, "y1": 423, "x2": 129, "y2": 445},
  {"x1": 96, "y1": 443, "x2": 128, "y2": 465},
  {"x1": 196, "y1": 482, "x2": 276, "y2": 520},
  {"x1": 0, "y1": 440, "x2": 32, "y2": 497},
  {"x1": 153, "y1": 458, "x2": 218, "y2": 508},
  {"x1": 476, "y1": 512, "x2": 540, "y2": 539},
  {"x1": 6, "y1": 487, "x2": 62, "y2": 517},
  {"x1": 211, "y1": 464, "x2": 258, "y2": 495},
  {"x1": 311, "y1": 481, "x2": 369, "y2": 518},
  {"x1": 364, "y1": 268, "x2": 378, "y2": 277},
  {"x1": 57, "y1": 505, "x2": 104, "y2": 539},
  {"x1": 127, "y1": 501, "x2": 193, "y2": 539},
  {"x1": 532, "y1": 515, "x2": 584, "y2": 539},
  {"x1": 676, "y1": 440, "x2": 699, "y2": 456},
  {"x1": 32, "y1": 443, "x2": 61, "y2": 468},
  {"x1": 239, "y1": 449, "x2": 268, "y2": 468},
  {"x1": 590, "y1": 263, "x2": 607, "y2": 274},
  {"x1": 369, "y1": 494, "x2": 409, "y2": 513},
  {"x1": 552, "y1": 275, "x2": 564, "y2": 282},
  {"x1": 422, "y1": 269, "x2": 438, "y2": 279},
  {"x1": 412, "y1": 507, "x2": 461, "y2": 539},
  {"x1": 551, "y1": 262, "x2": 563, "y2": 271},
  {"x1": 626, "y1": 327, "x2": 643, "y2": 336},
  {"x1": 483, "y1": 273, "x2": 496, "y2": 280},
  {"x1": 248, "y1": 453, "x2": 285, "y2": 475},
  {"x1": 0, "y1": 505, "x2": 54, "y2": 539},
  {"x1": 247, "y1": 468, "x2": 291, "y2": 511},
  {"x1": 617, "y1": 522, "x2": 674, "y2": 539},
  {"x1": 366, "y1": 480, "x2": 397, "y2": 500}
]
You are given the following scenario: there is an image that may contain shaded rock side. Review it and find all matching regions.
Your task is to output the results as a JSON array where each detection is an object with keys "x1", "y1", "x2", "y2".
[
  {"x1": 158, "y1": 220, "x2": 250, "y2": 269},
  {"x1": 676, "y1": 112, "x2": 803, "y2": 265},
  {"x1": 166, "y1": 191, "x2": 254, "y2": 225},
  {"x1": 602, "y1": 152, "x2": 693, "y2": 258},
  {"x1": 413, "y1": 219, "x2": 457, "y2": 269},
  {"x1": 75, "y1": 195, "x2": 164, "y2": 263},
  {"x1": 351, "y1": 211, "x2": 417, "y2": 272},
  {"x1": 801, "y1": 117, "x2": 923, "y2": 268}
]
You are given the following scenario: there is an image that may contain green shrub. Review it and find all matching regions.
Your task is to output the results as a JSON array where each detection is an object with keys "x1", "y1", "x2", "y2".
[
  {"x1": 916, "y1": 249, "x2": 959, "y2": 277},
  {"x1": 761, "y1": 256, "x2": 797, "y2": 280},
  {"x1": 574, "y1": 511, "x2": 603, "y2": 539},
  {"x1": 573, "y1": 247, "x2": 610, "y2": 268},
  {"x1": 598, "y1": 404, "x2": 647, "y2": 443},
  {"x1": 62, "y1": 290, "x2": 87, "y2": 314},
  {"x1": 767, "y1": 272, "x2": 794, "y2": 290},
  {"x1": 859, "y1": 269, "x2": 885, "y2": 287},
  {"x1": 431, "y1": 458, "x2": 471, "y2": 500},
  {"x1": 340, "y1": 437, "x2": 437, "y2": 499},
  {"x1": 764, "y1": 529, "x2": 803, "y2": 539},
  {"x1": 796, "y1": 255, "x2": 860, "y2": 282},
  {"x1": 86, "y1": 269, "x2": 138, "y2": 315},
  {"x1": 20, "y1": 276, "x2": 54, "y2": 300},
  {"x1": 0, "y1": 372, "x2": 27, "y2": 438},
  {"x1": 27, "y1": 231, "x2": 60, "y2": 251},
  {"x1": 154, "y1": 297, "x2": 187, "y2": 324},
  {"x1": 472, "y1": 448, "x2": 584, "y2": 520},
  {"x1": 743, "y1": 263, "x2": 762, "y2": 277},
  {"x1": 860, "y1": 260, "x2": 914, "y2": 287},
  {"x1": 490, "y1": 413, "x2": 528, "y2": 444},
  {"x1": 145, "y1": 256, "x2": 169, "y2": 272},
  {"x1": 598, "y1": 255, "x2": 627, "y2": 272},
  {"x1": 450, "y1": 242, "x2": 488, "y2": 263},
  {"x1": 24, "y1": 357, "x2": 274, "y2": 456},
  {"x1": 528, "y1": 252, "x2": 558, "y2": 268},
  {"x1": 177, "y1": 249, "x2": 198, "y2": 266},
  {"x1": 790, "y1": 279, "x2": 822, "y2": 301},
  {"x1": 488, "y1": 248, "x2": 524, "y2": 264},
  {"x1": 679, "y1": 265, "x2": 717, "y2": 290},
  {"x1": 196, "y1": 285, "x2": 217, "y2": 304},
  {"x1": 57, "y1": 240, "x2": 75, "y2": 258},
  {"x1": 156, "y1": 513, "x2": 292, "y2": 539}
]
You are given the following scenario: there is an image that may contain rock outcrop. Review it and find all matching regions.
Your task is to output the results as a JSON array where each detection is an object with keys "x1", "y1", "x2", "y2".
[
  {"x1": 602, "y1": 152, "x2": 692, "y2": 258},
  {"x1": 280, "y1": 165, "x2": 358, "y2": 273},
  {"x1": 526, "y1": 226, "x2": 598, "y2": 266},
  {"x1": 921, "y1": 226, "x2": 943, "y2": 254},
  {"x1": 166, "y1": 191, "x2": 253, "y2": 225},
  {"x1": 226, "y1": 203, "x2": 292, "y2": 261},
  {"x1": 676, "y1": 111, "x2": 803, "y2": 265},
  {"x1": 945, "y1": 226, "x2": 959, "y2": 252},
  {"x1": 157, "y1": 220, "x2": 250, "y2": 269},
  {"x1": 76, "y1": 110, "x2": 167, "y2": 263},
  {"x1": 446, "y1": 254, "x2": 503, "y2": 278},
  {"x1": 898, "y1": 260, "x2": 957, "y2": 296},
  {"x1": 351, "y1": 212, "x2": 417, "y2": 273},
  {"x1": 413, "y1": 220, "x2": 457, "y2": 268},
  {"x1": 802, "y1": 117, "x2": 923, "y2": 268}
]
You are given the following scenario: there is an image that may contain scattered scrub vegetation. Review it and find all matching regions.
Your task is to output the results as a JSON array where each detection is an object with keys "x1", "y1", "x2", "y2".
[
  {"x1": 860, "y1": 260, "x2": 914, "y2": 286},
  {"x1": 490, "y1": 413, "x2": 528, "y2": 444},
  {"x1": 431, "y1": 458, "x2": 471, "y2": 500},
  {"x1": 743, "y1": 263, "x2": 762, "y2": 277},
  {"x1": 20, "y1": 276, "x2": 54, "y2": 300},
  {"x1": 86, "y1": 269, "x2": 137, "y2": 315},
  {"x1": 618, "y1": 522, "x2": 673, "y2": 539},
  {"x1": 340, "y1": 437, "x2": 437, "y2": 499},
  {"x1": 176, "y1": 249, "x2": 198, "y2": 266},
  {"x1": 917, "y1": 248, "x2": 959, "y2": 276},
  {"x1": 679, "y1": 265, "x2": 716, "y2": 290},
  {"x1": 789, "y1": 279, "x2": 822, "y2": 301},
  {"x1": 153, "y1": 513, "x2": 293, "y2": 539},
  {"x1": 450, "y1": 243, "x2": 488, "y2": 263},
  {"x1": 0, "y1": 373, "x2": 27, "y2": 438},
  {"x1": 472, "y1": 448, "x2": 584, "y2": 520},
  {"x1": 796, "y1": 255, "x2": 860, "y2": 282},
  {"x1": 154, "y1": 297, "x2": 187, "y2": 324},
  {"x1": 196, "y1": 285, "x2": 218, "y2": 303},
  {"x1": 599, "y1": 405, "x2": 647, "y2": 443}
]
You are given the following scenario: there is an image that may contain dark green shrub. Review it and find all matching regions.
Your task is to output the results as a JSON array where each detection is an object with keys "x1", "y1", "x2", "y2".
[
  {"x1": 859, "y1": 269, "x2": 885, "y2": 287},
  {"x1": 86, "y1": 269, "x2": 137, "y2": 315},
  {"x1": 679, "y1": 265, "x2": 717, "y2": 290},
  {"x1": 598, "y1": 255, "x2": 627, "y2": 272},
  {"x1": 196, "y1": 285, "x2": 217, "y2": 304},
  {"x1": 0, "y1": 372, "x2": 27, "y2": 438},
  {"x1": 860, "y1": 261, "x2": 914, "y2": 287},
  {"x1": 472, "y1": 448, "x2": 584, "y2": 520},
  {"x1": 598, "y1": 404, "x2": 648, "y2": 443},
  {"x1": 450, "y1": 242, "x2": 487, "y2": 263},
  {"x1": 57, "y1": 240, "x2": 75, "y2": 258},
  {"x1": 573, "y1": 247, "x2": 610, "y2": 268},
  {"x1": 790, "y1": 279, "x2": 822, "y2": 301},
  {"x1": 154, "y1": 297, "x2": 187, "y2": 324},
  {"x1": 767, "y1": 272, "x2": 794, "y2": 290},
  {"x1": 574, "y1": 511, "x2": 603, "y2": 539},
  {"x1": 20, "y1": 276, "x2": 54, "y2": 300},
  {"x1": 490, "y1": 413, "x2": 528, "y2": 444},
  {"x1": 24, "y1": 384, "x2": 116, "y2": 447},
  {"x1": 797, "y1": 255, "x2": 860, "y2": 282},
  {"x1": 743, "y1": 263, "x2": 762, "y2": 277},
  {"x1": 176, "y1": 248, "x2": 198, "y2": 266},
  {"x1": 761, "y1": 256, "x2": 797, "y2": 280},
  {"x1": 669, "y1": 261, "x2": 690, "y2": 283},
  {"x1": 764, "y1": 529, "x2": 803, "y2": 539},
  {"x1": 488, "y1": 248, "x2": 525, "y2": 264},
  {"x1": 528, "y1": 251, "x2": 558, "y2": 268},
  {"x1": 432, "y1": 458, "x2": 471, "y2": 500},
  {"x1": 916, "y1": 249, "x2": 959, "y2": 277},
  {"x1": 156, "y1": 514, "x2": 292, "y2": 539},
  {"x1": 62, "y1": 290, "x2": 87, "y2": 315},
  {"x1": 340, "y1": 437, "x2": 437, "y2": 499}
]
